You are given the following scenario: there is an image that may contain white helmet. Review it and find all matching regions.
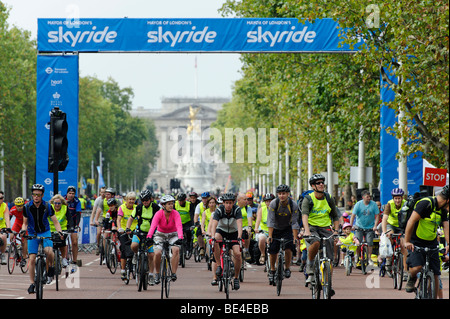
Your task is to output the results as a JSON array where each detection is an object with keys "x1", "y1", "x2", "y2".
[{"x1": 160, "y1": 195, "x2": 175, "y2": 204}]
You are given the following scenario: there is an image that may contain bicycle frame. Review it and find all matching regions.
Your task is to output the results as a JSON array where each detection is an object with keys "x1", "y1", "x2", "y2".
[
  {"x1": 215, "y1": 239, "x2": 241, "y2": 299},
  {"x1": 156, "y1": 239, "x2": 175, "y2": 299},
  {"x1": 25, "y1": 235, "x2": 52, "y2": 299},
  {"x1": 270, "y1": 238, "x2": 292, "y2": 296},
  {"x1": 390, "y1": 233, "x2": 404, "y2": 290}
]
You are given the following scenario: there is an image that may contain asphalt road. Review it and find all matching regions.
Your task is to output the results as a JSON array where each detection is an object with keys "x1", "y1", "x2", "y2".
[{"x1": 1, "y1": 251, "x2": 448, "y2": 302}]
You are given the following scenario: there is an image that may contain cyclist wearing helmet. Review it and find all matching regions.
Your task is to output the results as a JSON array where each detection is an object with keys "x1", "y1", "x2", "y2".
[
  {"x1": 193, "y1": 192, "x2": 210, "y2": 257},
  {"x1": 65, "y1": 185, "x2": 82, "y2": 273},
  {"x1": 128, "y1": 189, "x2": 160, "y2": 285},
  {"x1": 302, "y1": 174, "x2": 340, "y2": 291},
  {"x1": 255, "y1": 193, "x2": 275, "y2": 264},
  {"x1": 22, "y1": 184, "x2": 63, "y2": 294},
  {"x1": 0, "y1": 191, "x2": 11, "y2": 265},
  {"x1": 146, "y1": 195, "x2": 183, "y2": 283},
  {"x1": 175, "y1": 193, "x2": 196, "y2": 257},
  {"x1": 210, "y1": 192, "x2": 243, "y2": 289},
  {"x1": 382, "y1": 188, "x2": 407, "y2": 275},
  {"x1": 267, "y1": 184, "x2": 299, "y2": 284},
  {"x1": 405, "y1": 184, "x2": 449, "y2": 295},
  {"x1": 8, "y1": 197, "x2": 28, "y2": 266}
]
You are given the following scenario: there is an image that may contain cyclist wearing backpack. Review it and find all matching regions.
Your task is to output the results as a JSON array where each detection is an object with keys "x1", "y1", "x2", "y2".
[
  {"x1": 381, "y1": 188, "x2": 407, "y2": 275},
  {"x1": 267, "y1": 185, "x2": 299, "y2": 284},
  {"x1": 302, "y1": 174, "x2": 340, "y2": 288},
  {"x1": 404, "y1": 184, "x2": 449, "y2": 295}
]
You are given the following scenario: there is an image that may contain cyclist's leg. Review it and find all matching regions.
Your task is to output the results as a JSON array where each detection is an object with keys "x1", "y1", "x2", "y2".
[
  {"x1": 405, "y1": 248, "x2": 424, "y2": 292},
  {"x1": 366, "y1": 230, "x2": 375, "y2": 264},
  {"x1": 213, "y1": 230, "x2": 224, "y2": 277},
  {"x1": 305, "y1": 226, "x2": 321, "y2": 275}
]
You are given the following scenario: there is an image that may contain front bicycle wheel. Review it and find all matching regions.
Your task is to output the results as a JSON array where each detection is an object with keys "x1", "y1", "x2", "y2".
[
  {"x1": 224, "y1": 258, "x2": 230, "y2": 299},
  {"x1": 109, "y1": 244, "x2": 118, "y2": 274},
  {"x1": 276, "y1": 254, "x2": 284, "y2": 296},
  {"x1": 138, "y1": 253, "x2": 148, "y2": 292},
  {"x1": 392, "y1": 255, "x2": 398, "y2": 289},
  {"x1": 321, "y1": 262, "x2": 333, "y2": 299},
  {"x1": 54, "y1": 251, "x2": 61, "y2": 291},
  {"x1": 311, "y1": 259, "x2": 321, "y2": 299},
  {"x1": 345, "y1": 255, "x2": 352, "y2": 276},
  {"x1": 396, "y1": 253, "x2": 404, "y2": 291},
  {"x1": 35, "y1": 259, "x2": 45, "y2": 299},
  {"x1": 7, "y1": 243, "x2": 17, "y2": 274},
  {"x1": 423, "y1": 271, "x2": 435, "y2": 299},
  {"x1": 361, "y1": 245, "x2": 369, "y2": 275}
]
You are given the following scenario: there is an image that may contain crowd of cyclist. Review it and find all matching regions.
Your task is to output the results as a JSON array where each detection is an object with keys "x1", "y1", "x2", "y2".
[{"x1": 0, "y1": 174, "x2": 448, "y2": 298}]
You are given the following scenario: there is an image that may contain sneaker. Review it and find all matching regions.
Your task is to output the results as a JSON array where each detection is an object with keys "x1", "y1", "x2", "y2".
[
  {"x1": 62, "y1": 258, "x2": 69, "y2": 268},
  {"x1": 405, "y1": 275, "x2": 417, "y2": 293},
  {"x1": 268, "y1": 270, "x2": 275, "y2": 285},
  {"x1": 20, "y1": 258, "x2": 28, "y2": 268},
  {"x1": 28, "y1": 283, "x2": 36, "y2": 294},
  {"x1": 121, "y1": 271, "x2": 127, "y2": 281},
  {"x1": 0, "y1": 254, "x2": 6, "y2": 265},
  {"x1": 233, "y1": 278, "x2": 240, "y2": 290},
  {"x1": 154, "y1": 273, "x2": 161, "y2": 284},
  {"x1": 211, "y1": 278, "x2": 219, "y2": 286},
  {"x1": 46, "y1": 267, "x2": 55, "y2": 284},
  {"x1": 244, "y1": 250, "x2": 251, "y2": 261},
  {"x1": 199, "y1": 247, "x2": 205, "y2": 257},
  {"x1": 284, "y1": 268, "x2": 291, "y2": 278},
  {"x1": 215, "y1": 266, "x2": 223, "y2": 277},
  {"x1": 171, "y1": 273, "x2": 177, "y2": 282},
  {"x1": 148, "y1": 274, "x2": 155, "y2": 286}
]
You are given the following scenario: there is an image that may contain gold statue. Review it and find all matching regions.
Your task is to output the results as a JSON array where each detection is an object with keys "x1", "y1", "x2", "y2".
[{"x1": 187, "y1": 105, "x2": 200, "y2": 134}]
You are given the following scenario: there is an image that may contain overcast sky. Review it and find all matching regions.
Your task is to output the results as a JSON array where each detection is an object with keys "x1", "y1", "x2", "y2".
[{"x1": 3, "y1": 0, "x2": 243, "y2": 109}]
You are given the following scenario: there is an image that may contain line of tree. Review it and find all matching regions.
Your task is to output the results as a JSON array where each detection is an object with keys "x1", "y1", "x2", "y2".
[
  {"x1": 212, "y1": 0, "x2": 449, "y2": 199},
  {"x1": 0, "y1": 3, "x2": 158, "y2": 200}
]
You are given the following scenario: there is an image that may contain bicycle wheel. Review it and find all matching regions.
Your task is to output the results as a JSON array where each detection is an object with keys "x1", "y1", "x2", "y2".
[
  {"x1": 180, "y1": 243, "x2": 186, "y2": 268},
  {"x1": 223, "y1": 257, "x2": 230, "y2": 299},
  {"x1": 35, "y1": 258, "x2": 45, "y2": 299},
  {"x1": 165, "y1": 258, "x2": 171, "y2": 298},
  {"x1": 423, "y1": 271, "x2": 435, "y2": 299},
  {"x1": 345, "y1": 255, "x2": 352, "y2": 276},
  {"x1": 321, "y1": 262, "x2": 333, "y2": 299},
  {"x1": 396, "y1": 253, "x2": 404, "y2": 291},
  {"x1": 7, "y1": 243, "x2": 17, "y2": 274},
  {"x1": 361, "y1": 245, "x2": 369, "y2": 275},
  {"x1": 392, "y1": 255, "x2": 398, "y2": 289},
  {"x1": 109, "y1": 243, "x2": 118, "y2": 274},
  {"x1": 19, "y1": 246, "x2": 29, "y2": 274},
  {"x1": 138, "y1": 253, "x2": 148, "y2": 292},
  {"x1": 54, "y1": 250, "x2": 61, "y2": 291},
  {"x1": 276, "y1": 254, "x2": 284, "y2": 296},
  {"x1": 99, "y1": 237, "x2": 105, "y2": 266},
  {"x1": 311, "y1": 258, "x2": 321, "y2": 299}
]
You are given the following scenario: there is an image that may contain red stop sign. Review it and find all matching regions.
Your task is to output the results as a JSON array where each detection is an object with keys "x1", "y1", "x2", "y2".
[{"x1": 423, "y1": 167, "x2": 447, "y2": 187}]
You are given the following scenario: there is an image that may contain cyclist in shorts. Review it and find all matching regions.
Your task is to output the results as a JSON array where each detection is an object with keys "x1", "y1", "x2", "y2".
[
  {"x1": 9, "y1": 197, "x2": 28, "y2": 266},
  {"x1": 65, "y1": 185, "x2": 82, "y2": 272},
  {"x1": 146, "y1": 195, "x2": 183, "y2": 283},
  {"x1": 209, "y1": 192, "x2": 243, "y2": 290},
  {"x1": 381, "y1": 188, "x2": 407, "y2": 277},
  {"x1": 255, "y1": 193, "x2": 275, "y2": 265}
]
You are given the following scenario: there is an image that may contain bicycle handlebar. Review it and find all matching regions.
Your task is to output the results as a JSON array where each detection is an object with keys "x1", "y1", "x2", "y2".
[{"x1": 303, "y1": 234, "x2": 338, "y2": 241}]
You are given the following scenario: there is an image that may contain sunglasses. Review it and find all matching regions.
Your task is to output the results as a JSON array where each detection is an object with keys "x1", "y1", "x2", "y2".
[
  {"x1": 54, "y1": 202, "x2": 62, "y2": 205},
  {"x1": 315, "y1": 181, "x2": 325, "y2": 185},
  {"x1": 32, "y1": 193, "x2": 43, "y2": 197}
]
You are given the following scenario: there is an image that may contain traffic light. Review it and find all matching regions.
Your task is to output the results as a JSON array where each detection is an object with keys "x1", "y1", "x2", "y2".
[{"x1": 48, "y1": 107, "x2": 69, "y2": 172}]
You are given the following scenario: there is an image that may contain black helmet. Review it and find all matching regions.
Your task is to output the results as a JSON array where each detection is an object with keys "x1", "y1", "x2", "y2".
[
  {"x1": 32, "y1": 184, "x2": 45, "y2": 192},
  {"x1": 309, "y1": 174, "x2": 325, "y2": 185},
  {"x1": 263, "y1": 193, "x2": 275, "y2": 201},
  {"x1": 107, "y1": 198, "x2": 117, "y2": 206},
  {"x1": 440, "y1": 185, "x2": 449, "y2": 200},
  {"x1": 140, "y1": 189, "x2": 152, "y2": 201},
  {"x1": 177, "y1": 193, "x2": 187, "y2": 201},
  {"x1": 276, "y1": 184, "x2": 290, "y2": 193},
  {"x1": 222, "y1": 192, "x2": 236, "y2": 202},
  {"x1": 67, "y1": 185, "x2": 76, "y2": 193}
]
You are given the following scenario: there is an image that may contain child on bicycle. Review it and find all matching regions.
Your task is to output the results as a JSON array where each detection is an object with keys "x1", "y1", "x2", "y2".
[{"x1": 336, "y1": 223, "x2": 358, "y2": 266}]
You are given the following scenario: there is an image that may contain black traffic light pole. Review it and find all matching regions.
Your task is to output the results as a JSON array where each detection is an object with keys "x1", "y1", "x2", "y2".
[{"x1": 48, "y1": 106, "x2": 69, "y2": 196}]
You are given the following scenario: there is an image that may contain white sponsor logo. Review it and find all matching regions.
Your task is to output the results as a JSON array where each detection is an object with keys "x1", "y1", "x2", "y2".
[
  {"x1": 48, "y1": 26, "x2": 117, "y2": 47},
  {"x1": 247, "y1": 26, "x2": 317, "y2": 47},
  {"x1": 147, "y1": 26, "x2": 217, "y2": 47}
]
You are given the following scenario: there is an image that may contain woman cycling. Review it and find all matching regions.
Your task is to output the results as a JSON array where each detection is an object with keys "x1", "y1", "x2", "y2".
[{"x1": 146, "y1": 195, "x2": 183, "y2": 284}]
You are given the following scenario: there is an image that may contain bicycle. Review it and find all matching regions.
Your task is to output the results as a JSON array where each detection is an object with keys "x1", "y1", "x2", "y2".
[
  {"x1": 7, "y1": 230, "x2": 29, "y2": 274},
  {"x1": 120, "y1": 232, "x2": 136, "y2": 285},
  {"x1": 355, "y1": 228, "x2": 371, "y2": 275},
  {"x1": 135, "y1": 231, "x2": 151, "y2": 292},
  {"x1": 413, "y1": 245, "x2": 440, "y2": 299},
  {"x1": 338, "y1": 243, "x2": 355, "y2": 276},
  {"x1": 304, "y1": 233, "x2": 337, "y2": 299},
  {"x1": 205, "y1": 235, "x2": 214, "y2": 271},
  {"x1": 269, "y1": 238, "x2": 293, "y2": 296},
  {"x1": 387, "y1": 231, "x2": 404, "y2": 290},
  {"x1": 215, "y1": 239, "x2": 241, "y2": 299},
  {"x1": 24, "y1": 234, "x2": 54, "y2": 299},
  {"x1": 156, "y1": 238, "x2": 176, "y2": 299},
  {"x1": 51, "y1": 231, "x2": 67, "y2": 291}
]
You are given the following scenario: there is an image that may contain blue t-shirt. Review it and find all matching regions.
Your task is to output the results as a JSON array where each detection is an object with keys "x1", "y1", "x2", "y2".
[{"x1": 352, "y1": 200, "x2": 379, "y2": 229}]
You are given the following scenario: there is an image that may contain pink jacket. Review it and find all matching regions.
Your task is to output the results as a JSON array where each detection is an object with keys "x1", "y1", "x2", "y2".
[{"x1": 146, "y1": 209, "x2": 183, "y2": 239}]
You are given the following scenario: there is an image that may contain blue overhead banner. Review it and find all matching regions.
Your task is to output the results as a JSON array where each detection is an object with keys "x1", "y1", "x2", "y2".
[
  {"x1": 37, "y1": 18, "x2": 361, "y2": 53},
  {"x1": 380, "y1": 67, "x2": 423, "y2": 205},
  {"x1": 36, "y1": 55, "x2": 79, "y2": 202}
]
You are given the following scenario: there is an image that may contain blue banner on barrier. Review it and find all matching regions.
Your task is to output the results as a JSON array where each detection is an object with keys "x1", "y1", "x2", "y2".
[
  {"x1": 380, "y1": 68, "x2": 423, "y2": 205},
  {"x1": 37, "y1": 18, "x2": 362, "y2": 53},
  {"x1": 36, "y1": 55, "x2": 79, "y2": 201}
]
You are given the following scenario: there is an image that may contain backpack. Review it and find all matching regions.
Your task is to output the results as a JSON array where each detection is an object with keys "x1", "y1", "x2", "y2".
[{"x1": 398, "y1": 192, "x2": 427, "y2": 230}]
